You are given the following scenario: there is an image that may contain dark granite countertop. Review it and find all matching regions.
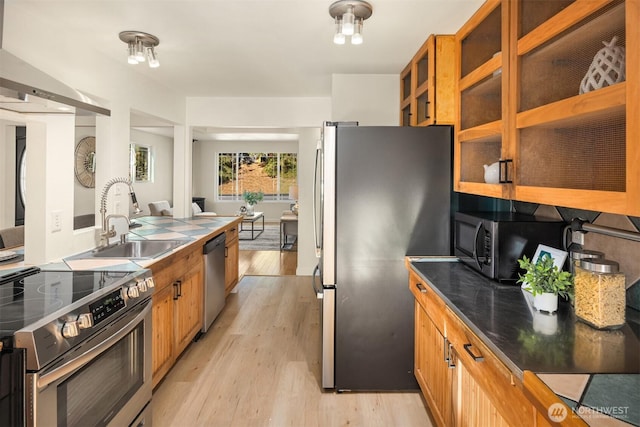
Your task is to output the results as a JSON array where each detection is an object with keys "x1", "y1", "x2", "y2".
[
  {"x1": 409, "y1": 258, "x2": 640, "y2": 426},
  {"x1": 408, "y1": 258, "x2": 640, "y2": 378}
]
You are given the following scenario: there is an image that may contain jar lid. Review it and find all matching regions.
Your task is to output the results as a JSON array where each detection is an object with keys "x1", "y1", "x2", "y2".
[
  {"x1": 579, "y1": 258, "x2": 619, "y2": 273},
  {"x1": 570, "y1": 249, "x2": 604, "y2": 260}
]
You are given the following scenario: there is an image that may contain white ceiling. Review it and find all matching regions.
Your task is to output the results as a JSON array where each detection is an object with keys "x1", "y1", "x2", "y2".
[{"x1": 2, "y1": 0, "x2": 483, "y2": 99}]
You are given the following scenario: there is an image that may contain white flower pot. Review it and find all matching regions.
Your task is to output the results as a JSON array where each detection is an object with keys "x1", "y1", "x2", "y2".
[{"x1": 533, "y1": 292, "x2": 558, "y2": 314}]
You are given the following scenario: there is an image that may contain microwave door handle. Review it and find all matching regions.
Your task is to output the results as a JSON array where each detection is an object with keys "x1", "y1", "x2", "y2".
[{"x1": 472, "y1": 222, "x2": 484, "y2": 271}]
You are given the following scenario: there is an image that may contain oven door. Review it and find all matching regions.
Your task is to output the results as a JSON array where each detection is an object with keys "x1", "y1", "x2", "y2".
[
  {"x1": 0, "y1": 346, "x2": 25, "y2": 426},
  {"x1": 27, "y1": 300, "x2": 152, "y2": 427}
]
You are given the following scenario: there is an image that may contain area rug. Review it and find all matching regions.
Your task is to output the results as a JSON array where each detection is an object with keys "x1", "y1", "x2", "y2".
[{"x1": 238, "y1": 223, "x2": 281, "y2": 251}]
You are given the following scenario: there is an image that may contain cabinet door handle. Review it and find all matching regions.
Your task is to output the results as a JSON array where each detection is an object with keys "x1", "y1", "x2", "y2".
[
  {"x1": 447, "y1": 343, "x2": 456, "y2": 369},
  {"x1": 225, "y1": 247, "x2": 228, "y2": 257},
  {"x1": 177, "y1": 280, "x2": 182, "y2": 297},
  {"x1": 415, "y1": 283, "x2": 428, "y2": 293},
  {"x1": 463, "y1": 343, "x2": 484, "y2": 362},
  {"x1": 499, "y1": 159, "x2": 513, "y2": 183},
  {"x1": 424, "y1": 100, "x2": 431, "y2": 120},
  {"x1": 173, "y1": 282, "x2": 179, "y2": 300}
]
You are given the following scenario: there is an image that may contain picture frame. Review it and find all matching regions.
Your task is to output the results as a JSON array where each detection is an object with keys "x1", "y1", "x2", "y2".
[
  {"x1": 532, "y1": 244, "x2": 568, "y2": 270},
  {"x1": 521, "y1": 244, "x2": 568, "y2": 292}
]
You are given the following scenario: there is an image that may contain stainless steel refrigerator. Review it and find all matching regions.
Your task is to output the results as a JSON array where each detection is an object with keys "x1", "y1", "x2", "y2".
[{"x1": 312, "y1": 121, "x2": 452, "y2": 391}]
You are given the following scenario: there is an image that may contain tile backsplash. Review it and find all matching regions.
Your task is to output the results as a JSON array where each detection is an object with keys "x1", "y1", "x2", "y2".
[{"x1": 515, "y1": 202, "x2": 640, "y2": 311}]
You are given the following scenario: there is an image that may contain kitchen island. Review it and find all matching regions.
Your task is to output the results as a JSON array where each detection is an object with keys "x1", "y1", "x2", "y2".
[
  {"x1": 407, "y1": 257, "x2": 639, "y2": 427},
  {"x1": 0, "y1": 215, "x2": 243, "y2": 389}
]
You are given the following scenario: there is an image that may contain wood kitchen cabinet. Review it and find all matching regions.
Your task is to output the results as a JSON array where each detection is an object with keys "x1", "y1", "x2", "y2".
[
  {"x1": 151, "y1": 243, "x2": 203, "y2": 388},
  {"x1": 400, "y1": 34, "x2": 456, "y2": 126},
  {"x1": 409, "y1": 268, "x2": 536, "y2": 426},
  {"x1": 410, "y1": 271, "x2": 453, "y2": 427},
  {"x1": 224, "y1": 223, "x2": 239, "y2": 296},
  {"x1": 173, "y1": 262, "x2": 203, "y2": 356},
  {"x1": 455, "y1": 0, "x2": 640, "y2": 216},
  {"x1": 454, "y1": 0, "x2": 512, "y2": 200}
]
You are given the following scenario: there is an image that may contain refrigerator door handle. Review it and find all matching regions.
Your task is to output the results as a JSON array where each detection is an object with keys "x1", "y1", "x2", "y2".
[
  {"x1": 312, "y1": 264, "x2": 323, "y2": 299},
  {"x1": 313, "y1": 139, "x2": 322, "y2": 258}
]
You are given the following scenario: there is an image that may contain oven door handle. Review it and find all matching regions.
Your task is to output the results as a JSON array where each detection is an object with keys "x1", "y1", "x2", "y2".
[{"x1": 37, "y1": 301, "x2": 151, "y2": 390}]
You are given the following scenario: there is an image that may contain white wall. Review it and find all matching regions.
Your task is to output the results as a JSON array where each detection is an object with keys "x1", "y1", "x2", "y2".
[
  {"x1": 331, "y1": 74, "x2": 399, "y2": 125},
  {"x1": 130, "y1": 129, "x2": 174, "y2": 214}
]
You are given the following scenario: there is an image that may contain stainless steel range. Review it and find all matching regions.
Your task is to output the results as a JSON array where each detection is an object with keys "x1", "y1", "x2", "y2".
[{"x1": 0, "y1": 267, "x2": 155, "y2": 427}]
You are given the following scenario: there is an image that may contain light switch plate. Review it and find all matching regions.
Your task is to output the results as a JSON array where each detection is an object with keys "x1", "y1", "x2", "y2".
[{"x1": 51, "y1": 210, "x2": 62, "y2": 232}]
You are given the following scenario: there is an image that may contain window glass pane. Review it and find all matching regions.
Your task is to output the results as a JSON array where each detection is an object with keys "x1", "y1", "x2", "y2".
[
  {"x1": 217, "y1": 152, "x2": 297, "y2": 201},
  {"x1": 218, "y1": 153, "x2": 238, "y2": 200}
]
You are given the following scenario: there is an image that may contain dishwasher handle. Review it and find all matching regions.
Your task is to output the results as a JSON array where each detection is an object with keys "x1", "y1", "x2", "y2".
[{"x1": 204, "y1": 233, "x2": 226, "y2": 254}]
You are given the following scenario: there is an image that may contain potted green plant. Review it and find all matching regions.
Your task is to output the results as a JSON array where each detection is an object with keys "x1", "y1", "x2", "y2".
[
  {"x1": 242, "y1": 190, "x2": 264, "y2": 215},
  {"x1": 517, "y1": 254, "x2": 573, "y2": 314}
]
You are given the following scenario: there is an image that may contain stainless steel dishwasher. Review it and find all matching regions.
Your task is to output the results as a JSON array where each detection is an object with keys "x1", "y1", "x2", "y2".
[{"x1": 202, "y1": 232, "x2": 226, "y2": 333}]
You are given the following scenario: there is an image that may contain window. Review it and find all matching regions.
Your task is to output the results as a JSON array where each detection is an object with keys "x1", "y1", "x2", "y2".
[
  {"x1": 130, "y1": 144, "x2": 153, "y2": 182},
  {"x1": 218, "y1": 152, "x2": 297, "y2": 201}
]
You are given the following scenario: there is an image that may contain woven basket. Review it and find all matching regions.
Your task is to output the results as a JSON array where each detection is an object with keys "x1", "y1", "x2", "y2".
[{"x1": 579, "y1": 36, "x2": 626, "y2": 94}]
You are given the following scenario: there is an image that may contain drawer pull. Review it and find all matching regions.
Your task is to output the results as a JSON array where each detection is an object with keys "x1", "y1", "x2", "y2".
[
  {"x1": 463, "y1": 343, "x2": 484, "y2": 362},
  {"x1": 415, "y1": 283, "x2": 428, "y2": 293}
]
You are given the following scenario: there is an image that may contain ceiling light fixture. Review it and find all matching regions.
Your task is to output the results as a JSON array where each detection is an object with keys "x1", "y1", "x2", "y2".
[
  {"x1": 329, "y1": 0, "x2": 372, "y2": 45},
  {"x1": 119, "y1": 31, "x2": 160, "y2": 68}
]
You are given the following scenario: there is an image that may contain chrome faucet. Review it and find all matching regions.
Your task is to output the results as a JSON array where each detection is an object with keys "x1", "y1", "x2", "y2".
[{"x1": 99, "y1": 177, "x2": 142, "y2": 247}]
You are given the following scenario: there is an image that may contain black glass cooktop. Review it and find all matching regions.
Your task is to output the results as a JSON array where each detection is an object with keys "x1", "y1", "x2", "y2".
[{"x1": 0, "y1": 268, "x2": 133, "y2": 338}]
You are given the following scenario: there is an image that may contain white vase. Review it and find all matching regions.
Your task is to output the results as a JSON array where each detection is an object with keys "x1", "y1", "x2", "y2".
[
  {"x1": 533, "y1": 292, "x2": 558, "y2": 314},
  {"x1": 246, "y1": 203, "x2": 255, "y2": 216},
  {"x1": 483, "y1": 162, "x2": 500, "y2": 184}
]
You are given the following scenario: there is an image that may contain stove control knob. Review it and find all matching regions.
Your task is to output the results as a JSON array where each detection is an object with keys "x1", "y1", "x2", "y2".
[
  {"x1": 136, "y1": 279, "x2": 148, "y2": 293},
  {"x1": 145, "y1": 277, "x2": 155, "y2": 289},
  {"x1": 62, "y1": 321, "x2": 79, "y2": 338},
  {"x1": 127, "y1": 285, "x2": 140, "y2": 299},
  {"x1": 77, "y1": 313, "x2": 94, "y2": 329}
]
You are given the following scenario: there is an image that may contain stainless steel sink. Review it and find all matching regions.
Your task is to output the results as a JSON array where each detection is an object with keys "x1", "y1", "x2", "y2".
[{"x1": 88, "y1": 239, "x2": 186, "y2": 259}]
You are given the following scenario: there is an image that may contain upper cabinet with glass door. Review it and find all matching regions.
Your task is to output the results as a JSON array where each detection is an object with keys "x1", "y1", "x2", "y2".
[
  {"x1": 454, "y1": 0, "x2": 512, "y2": 199},
  {"x1": 400, "y1": 34, "x2": 456, "y2": 127},
  {"x1": 511, "y1": 0, "x2": 638, "y2": 216}
]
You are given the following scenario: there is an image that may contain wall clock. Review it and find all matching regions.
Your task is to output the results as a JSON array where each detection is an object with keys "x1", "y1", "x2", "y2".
[{"x1": 74, "y1": 136, "x2": 96, "y2": 188}]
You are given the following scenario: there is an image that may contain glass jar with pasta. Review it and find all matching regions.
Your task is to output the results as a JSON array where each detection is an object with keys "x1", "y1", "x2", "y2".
[{"x1": 574, "y1": 258, "x2": 625, "y2": 329}]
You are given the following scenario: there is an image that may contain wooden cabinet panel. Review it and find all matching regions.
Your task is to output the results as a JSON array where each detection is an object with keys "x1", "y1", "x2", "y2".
[
  {"x1": 446, "y1": 306, "x2": 535, "y2": 426},
  {"x1": 152, "y1": 284, "x2": 175, "y2": 388},
  {"x1": 454, "y1": 359, "x2": 511, "y2": 427},
  {"x1": 400, "y1": 34, "x2": 455, "y2": 126},
  {"x1": 225, "y1": 224, "x2": 239, "y2": 296},
  {"x1": 415, "y1": 301, "x2": 453, "y2": 427},
  {"x1": 409, "y1": 271, "x2": 446, "y2": 334},
  {"x1": 150, "y1": 243, "x2": 204, "y2": 387},
  {"x1": 174, "y1": 263, "x2": 203, "y2": 356}
]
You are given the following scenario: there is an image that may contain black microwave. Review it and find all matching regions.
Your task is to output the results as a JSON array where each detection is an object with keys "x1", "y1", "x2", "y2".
[{"x1": 454, "y1": 211, "x2": 566, "y2": 282}]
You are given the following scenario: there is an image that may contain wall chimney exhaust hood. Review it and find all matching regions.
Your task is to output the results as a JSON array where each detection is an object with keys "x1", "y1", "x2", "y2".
[
  {"x1": 0, "y1": 0, "x2": 109, "y2": 116},
  {"x1": 0, "y1": 50, "x2": 110, "y2": 116}
]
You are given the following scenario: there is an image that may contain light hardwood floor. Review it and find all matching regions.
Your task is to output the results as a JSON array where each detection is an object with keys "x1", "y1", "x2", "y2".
[
  {"x1": 239, "y1": 250, "x2": 297, "y2": 277},
  {"x1": 151, "y1": 274, "x2": 433, "y2": 427}
]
